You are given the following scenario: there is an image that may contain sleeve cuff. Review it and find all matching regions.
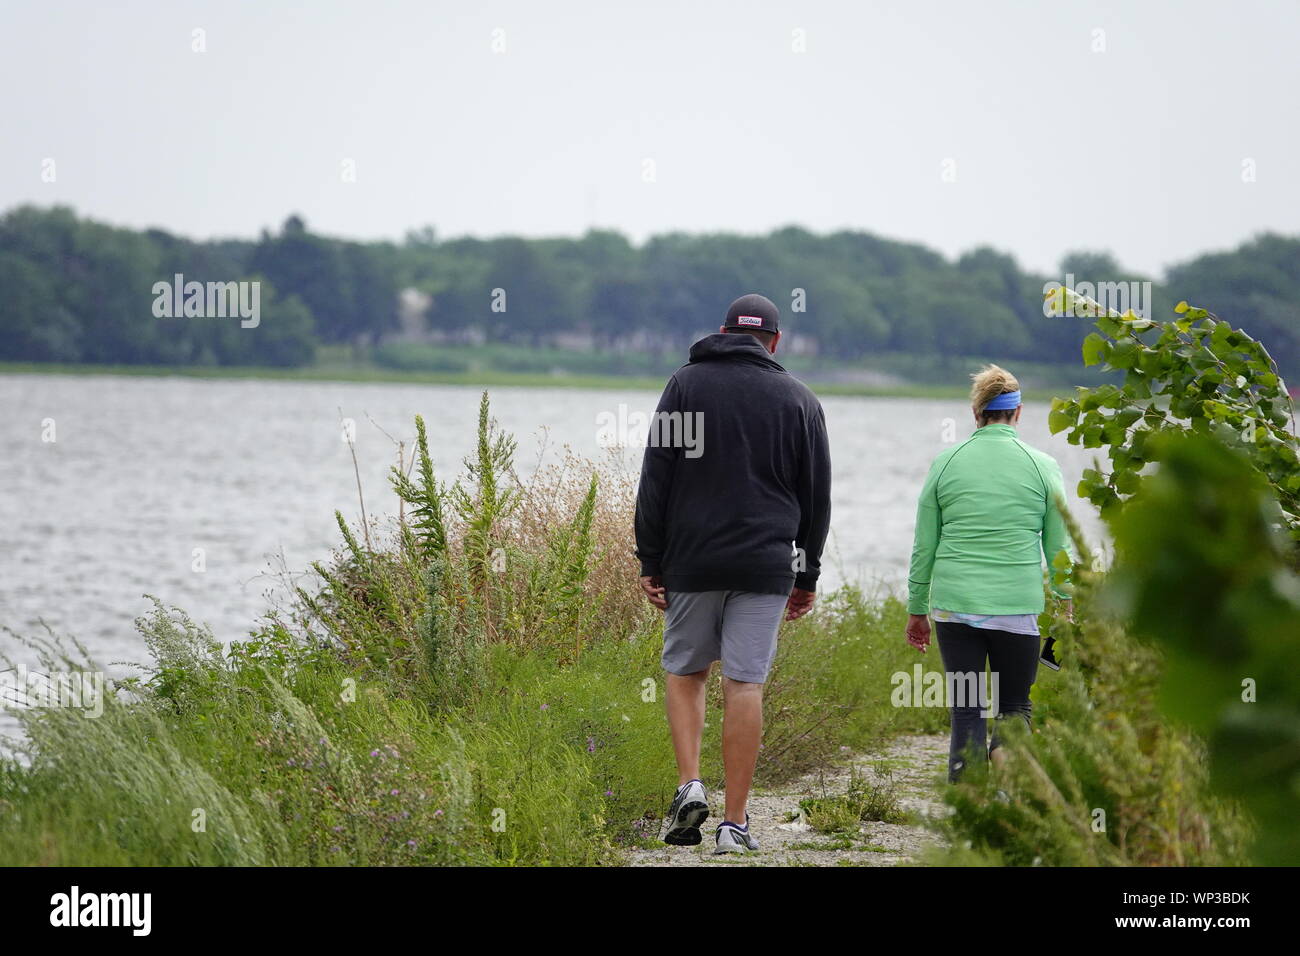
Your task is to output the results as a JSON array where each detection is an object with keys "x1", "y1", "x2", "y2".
[
  {"x1": 907, "y1": 583, "x2": 930, "y2": 616},
  {"x1": 793, "y1": 571, "x2": 819, "y2": 592},
  {"x1": 638, "y1": 558, "x2": 662, "y2": 578}
]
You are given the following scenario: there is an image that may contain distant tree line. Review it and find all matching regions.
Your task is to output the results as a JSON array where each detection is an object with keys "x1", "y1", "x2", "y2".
[{"x1": 1, "y1": 205, "x2": 1297, "y2": 379}]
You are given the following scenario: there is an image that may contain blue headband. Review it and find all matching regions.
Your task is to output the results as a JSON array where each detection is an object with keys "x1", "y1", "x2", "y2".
[{"x1": 985, "y1": 390, "x2": 1021, "y2": 410}]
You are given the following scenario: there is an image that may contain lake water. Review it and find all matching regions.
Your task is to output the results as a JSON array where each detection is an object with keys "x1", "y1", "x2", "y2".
[{"x1": 0, "y1": 373, "x2": 1105, "y2": 678}]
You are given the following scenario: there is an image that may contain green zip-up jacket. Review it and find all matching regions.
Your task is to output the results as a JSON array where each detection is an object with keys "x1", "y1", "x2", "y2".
[{"x1": 907, "y1": 424, "x2": 1072, "y2": 616}]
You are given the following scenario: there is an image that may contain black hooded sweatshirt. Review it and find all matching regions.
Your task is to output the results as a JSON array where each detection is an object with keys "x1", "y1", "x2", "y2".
[{"x1": 634, "y1": 333, "x2": 832, "y2": 595}]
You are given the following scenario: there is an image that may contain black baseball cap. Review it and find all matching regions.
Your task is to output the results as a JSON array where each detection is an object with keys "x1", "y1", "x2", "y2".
[{"x1": 723, "y1": 293, "x2": 780, "y2": 334}]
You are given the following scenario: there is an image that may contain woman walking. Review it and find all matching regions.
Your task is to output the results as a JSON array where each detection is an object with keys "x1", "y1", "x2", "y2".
[{"x1": 905, "y1": 365, "x2": 1072, "y2": 781}]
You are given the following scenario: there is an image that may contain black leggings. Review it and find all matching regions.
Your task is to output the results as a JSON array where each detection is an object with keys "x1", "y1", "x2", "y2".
[{"x1": 935, "y1": 621, "x2": 1039, "y2": 782}]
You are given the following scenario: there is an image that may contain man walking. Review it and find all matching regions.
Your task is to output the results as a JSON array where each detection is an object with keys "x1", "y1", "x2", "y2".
[{"x1": 634, "y1": 293, "x2": 832, "y2": 854}]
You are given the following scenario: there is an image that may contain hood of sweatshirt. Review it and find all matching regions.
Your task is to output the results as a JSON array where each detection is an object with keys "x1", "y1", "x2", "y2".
[{"x1": 687, "y1": 332, "x2": 786, "y2": 371}]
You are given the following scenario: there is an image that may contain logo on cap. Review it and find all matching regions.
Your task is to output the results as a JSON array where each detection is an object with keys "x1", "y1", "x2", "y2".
[{"x1": 736, "y1": 316, "x2": 763, "y2": 327}]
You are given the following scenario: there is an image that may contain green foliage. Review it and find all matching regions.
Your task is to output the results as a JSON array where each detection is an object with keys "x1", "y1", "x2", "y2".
[
  {"x1": 1047, "y1": 288, "x2": 1299, "y2": 547},
  {"x1": 934, "y1": 509, "x2": 1251, "y2": 866},
  {"x1": 1106, "y1": 432, "x2": 1300, "y2": 865},
  {"x1": 132, "y1": 595, "x2": 226, "y2": 712},
  {"x1": 308, "y1": 391, "x2": 625, "y2": 698},
  {"x1": 940, "y1": 291, "x2": 1300, "y2": 866},
  {"x1": 0, "y1": 206, "x2": 323, "y2": 367},
  {"x1": 371, "y1": 342, "x2": 472, "y2": 373},
  {"x1": 8, "y1": 204, "x2": 1300, "y2": 378},
  {"x1": 513, "y1": 475, "x2": 600, "y2": 657},
  {"x1": 1165, "y1": 234, "x2": 1300, "y2": 387},
  {"x1": 249, "y1": 214, "x2": 399, "y2": 345},
  {"x1": 0, "y1": 565, "x2": 931, "y2": 866},
  {"x1": 455, "y1": 392, "x2": 519, "y2": 612},
  {"x1": 413, "y1": 555, "x2": 486, "y2": 711},
  {"x1": 0, "y1": 609, "x2": 603, "y2": 865},
  {"x1": 390, "y1": 413, "x2": 448, "y2": 561},
  {"x1": 798, "y1": 766, "x2": 907, "y2": 832}
]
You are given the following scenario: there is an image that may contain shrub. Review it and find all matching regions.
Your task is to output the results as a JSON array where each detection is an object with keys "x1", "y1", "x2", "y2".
[{"x1": 932, "y1": 512, "x2": 1251, "y2": 866}]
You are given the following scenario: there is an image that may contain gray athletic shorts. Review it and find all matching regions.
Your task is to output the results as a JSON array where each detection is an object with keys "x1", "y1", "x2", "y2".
[{"x1": 662, "y1": 590, "x2": 788, "y2": 684}]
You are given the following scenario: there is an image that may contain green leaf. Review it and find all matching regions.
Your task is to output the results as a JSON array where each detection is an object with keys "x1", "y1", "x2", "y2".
[
  {"x1": 1114, "y1": 468, "x2": 1142, "y2": 495},
  {"x1": 1097, "y1": 315, "x2": 1124, "y2": 339},
  {"x1": 1082, "y1": 333, "x2": 1109, "y2": 367},
  {"x1": 1109, "y1": 340, "x2": 1141, "y2": 370},
  {"x1": 1048, "y1": 399, "x2": 1077, "y2": 435},
  {"x1": 1115, "y1": 408, "x2": 1143, "y2": 429}
]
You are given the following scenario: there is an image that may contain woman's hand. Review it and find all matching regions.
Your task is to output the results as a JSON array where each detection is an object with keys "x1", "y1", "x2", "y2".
[{"x1": 906, "y1": 613, "x2": 932, "y2": 653}]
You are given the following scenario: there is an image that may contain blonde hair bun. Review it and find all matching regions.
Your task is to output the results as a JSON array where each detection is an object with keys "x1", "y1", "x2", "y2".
[{"x1": 970, "y1": 364, "x2": 1020, "y2": 412}]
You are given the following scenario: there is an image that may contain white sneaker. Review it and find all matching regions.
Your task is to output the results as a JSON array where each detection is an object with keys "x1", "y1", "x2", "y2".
[
  {"x1": 713, "y1": 817, "x2": 759, "y2": 854},
  {"x1": 663, "y1": 780, "x2": 709, "y2": 846}
]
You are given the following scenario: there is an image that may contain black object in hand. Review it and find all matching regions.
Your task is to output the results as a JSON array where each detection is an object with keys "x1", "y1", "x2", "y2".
[{"x1": 1040, "y1": 636, "x2": 1061, "y2": 671}]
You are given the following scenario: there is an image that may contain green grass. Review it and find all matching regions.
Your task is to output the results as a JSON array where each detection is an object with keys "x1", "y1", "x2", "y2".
[
  {"x1": 0, "y1": 356, "x2": 990, "y2": 399},
  {"x1": 797, "y1": 765, "x2": 909, "y2": 832},
  {"x1": 0, "y1": 357, "x2": 674, "y2": 393},
  {"x1": 0, "y1": 586, "x2": 940, "y2": 866}
]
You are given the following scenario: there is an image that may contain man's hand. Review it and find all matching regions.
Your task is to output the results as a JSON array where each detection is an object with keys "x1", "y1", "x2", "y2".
[
  {"x1": 785, "y1": 587, "x2": 816, "y2": 621},
  {"x1": 639, "y1": 575, "x2": 667, "y2": 611},
  {"x1": 906, "y1": 613, "x2": 932, "y2": 653}
]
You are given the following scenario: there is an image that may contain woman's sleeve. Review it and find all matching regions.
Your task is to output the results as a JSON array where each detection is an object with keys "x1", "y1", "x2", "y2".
[
  {"x1": 1042, "y1": 457, "x2": 1074, "y2": 598},
  {"x1": 906, "y1": 458, "x2": 943, "y2": 615}
]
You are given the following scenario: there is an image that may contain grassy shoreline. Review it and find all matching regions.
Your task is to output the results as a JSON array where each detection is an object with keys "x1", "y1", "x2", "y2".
[
  {"x1": 0, "y1": 359, "x2": 1081, "y2": 402},
  {"x1": 0, "y1": 394, "x2": 948, "y2": 865},
  {"x1": 0, "y1": 393, "x2": 1256, "y2": 867}
]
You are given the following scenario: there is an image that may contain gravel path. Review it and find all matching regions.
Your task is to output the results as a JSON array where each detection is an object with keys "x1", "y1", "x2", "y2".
[{"x1": 624, "y1": 733, "x2": 949, "y2": 867}]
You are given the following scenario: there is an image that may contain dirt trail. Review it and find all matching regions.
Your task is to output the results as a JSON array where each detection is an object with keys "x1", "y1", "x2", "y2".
[{"x1": 625, "y1": 733, "x2": 949, "y2": 867}]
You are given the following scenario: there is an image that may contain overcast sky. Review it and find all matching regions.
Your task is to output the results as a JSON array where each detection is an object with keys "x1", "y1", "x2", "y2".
[{"x1": 2, "y1": 0, "x2": 1297, "y2": 276}]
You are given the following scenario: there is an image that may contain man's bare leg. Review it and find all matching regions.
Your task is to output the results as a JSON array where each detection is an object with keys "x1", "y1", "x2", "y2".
[
  {"x1": 665, "y1": 668, "x2": 709, "y2": 784},
  {"x1": 721, "y1": 677, "x2": 763, "y2": 823}
]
